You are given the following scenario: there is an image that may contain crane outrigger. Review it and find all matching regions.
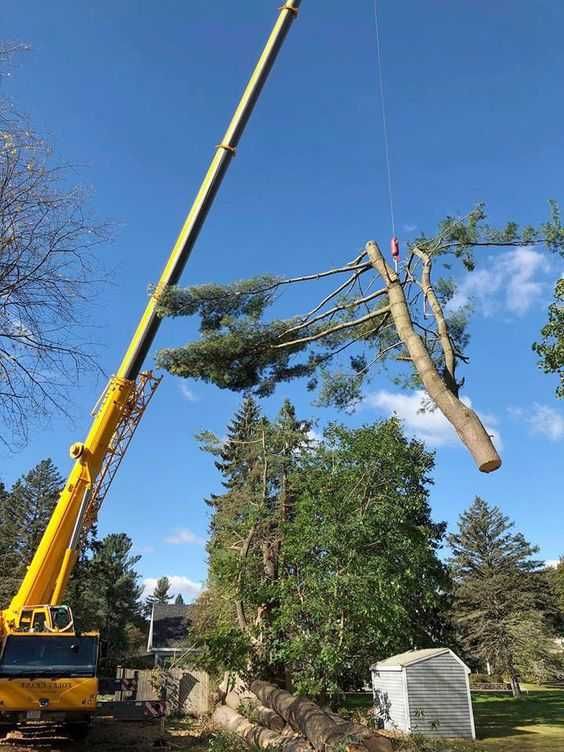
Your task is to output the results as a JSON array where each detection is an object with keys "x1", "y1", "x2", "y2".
[{"x1": 0, "y1": 1, "x2": 301, "y2": 734}]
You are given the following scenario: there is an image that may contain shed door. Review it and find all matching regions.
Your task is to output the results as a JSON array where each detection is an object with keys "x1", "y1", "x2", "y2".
[{"x1": 406, "y1": 654, "x2": 474, "y2": 738}]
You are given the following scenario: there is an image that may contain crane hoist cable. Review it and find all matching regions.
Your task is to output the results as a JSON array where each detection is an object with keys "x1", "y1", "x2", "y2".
[{"x1": 372, "y1": 0, "x2": 400, "y2": 270}]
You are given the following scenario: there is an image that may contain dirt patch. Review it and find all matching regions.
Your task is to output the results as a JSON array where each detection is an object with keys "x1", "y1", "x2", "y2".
[{"x1": 0, "y1": 718, "x2": 211, "y2": 752}]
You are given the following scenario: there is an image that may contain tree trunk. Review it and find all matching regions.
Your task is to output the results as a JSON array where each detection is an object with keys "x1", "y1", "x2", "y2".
[
  {"x1": 510, "y1": 673, "x2": 522, "y2": 698},
  {"x1": 224, "y1": 691, "x2": 257, "y2": 712},
  {"x1": 250, "y1": 681, "x2": 392, "y2": 752},
  {"x1": 254, "y1": 705, "x2": 287, "y2": 733},
  {"x1": 213, "y1": 705, "x2": 311, "y2": 752},
  {"x1": 366, "y1": 241, "x2": 501, "y2": 473}
]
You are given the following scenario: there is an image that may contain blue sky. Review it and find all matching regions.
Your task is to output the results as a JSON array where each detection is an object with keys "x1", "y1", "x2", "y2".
[{"x1": 2, "y1": 1, "x2": 563, "y2": 601}]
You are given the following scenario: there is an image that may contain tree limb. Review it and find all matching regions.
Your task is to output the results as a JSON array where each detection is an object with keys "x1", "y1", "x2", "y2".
[
  {"x1": 412, "y1": 245, "x2": 459, "y2": 395},
  {"x1": 274, "y1": 307, "x2": 391, "y2": 350},
  {"x1": 366, "y1": 241, "x2": 501, "y2": 473}
]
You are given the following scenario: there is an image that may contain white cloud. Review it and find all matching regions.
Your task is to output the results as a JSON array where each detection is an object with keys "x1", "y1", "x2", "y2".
[
  {"x1": 179, "y1": 383, "x2": 197, "y2": 402},
  {"x1": 364, "y1": 389, "x2": 502, "y2": 450},
  {"x1": 544, "y1": 559, "x2": 560, "y2": 569},
  {"x1": 509, "y1": 403, "x2": 564, "y2": 441},
  {"x1": 143, "y1": 576, "x2": 202, "y2": 601},
  {"x1": 447, "y1": 246, "x2": 550, "y2": 317},
  {"x1": 403, "y1": 223, "x2": 417, "y2": 233},
  {"x1": 165, "y1": 528, "x2": 206, "y2": 545}
]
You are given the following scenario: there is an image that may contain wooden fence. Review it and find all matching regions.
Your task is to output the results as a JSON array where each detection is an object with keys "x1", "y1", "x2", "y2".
[{"x1": 116, "y1": 666, "x2": 213, "y2": 716}]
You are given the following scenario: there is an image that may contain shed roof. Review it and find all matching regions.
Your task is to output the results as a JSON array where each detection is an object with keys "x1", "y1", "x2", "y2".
[
  {"x1": 148, "y1": 603, "x2": 194, "y2": 652},
  {"x1": 370, "y1": 648, "x2": 452, "y2": 670}
]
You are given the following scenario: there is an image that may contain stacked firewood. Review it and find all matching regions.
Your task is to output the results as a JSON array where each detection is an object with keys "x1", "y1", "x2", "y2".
[{"x1": 213, "y1": 680, "x2": 392, "y2": 752}]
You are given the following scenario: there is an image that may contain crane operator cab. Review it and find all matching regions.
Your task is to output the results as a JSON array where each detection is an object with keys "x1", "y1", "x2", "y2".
[{"x1": 16, "y1": 605, "x2": 74, "y2": 634}]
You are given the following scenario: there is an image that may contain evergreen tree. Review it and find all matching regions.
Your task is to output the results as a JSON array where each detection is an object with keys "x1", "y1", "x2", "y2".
[
  {"x1": 174, "y1": 593, "x2": 185, "y2": 606},
  {"x1": 0, "y1": 459, "x2": 63, "y2": 607},
  {"x1": 11, "y1": 459, "x2": 63, "y2": 562},
  {"x1": 0, "y1": 481, "x2": 19, "y2": 607},
  {"x1": 145, "y1": 576, "x2": 173, "y2": 616},
  {"x1": 71, "y1": 533, "x2": 144, "y2": 667},
  {"x1": 196, "y1": 397, "x2": 311, "y2": 679},
  {"x1": 198, "y1": 396, "x2": 266, "y2": 640},
  {"x1": 448, "y1": 498, "x2": 558, "y2": 695},
  {"x1": 212, "y1": 394, "x2": 263, "y2": 490},
  {"x1": 154, "y1": 205, "x2": 564, "y2": 470},
  {"x1": 545, "y1": 556, "x2": 564, "y2": 632}
]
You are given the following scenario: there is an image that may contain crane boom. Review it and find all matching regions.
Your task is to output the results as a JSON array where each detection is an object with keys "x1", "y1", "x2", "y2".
[{"x1": 2, "y1": 0, "x2": 301, "y2": 632}]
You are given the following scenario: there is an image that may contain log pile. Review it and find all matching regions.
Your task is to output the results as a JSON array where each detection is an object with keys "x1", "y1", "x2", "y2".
[{"x1": 212, "y1": 680, "x2": 392, "y2": 752}]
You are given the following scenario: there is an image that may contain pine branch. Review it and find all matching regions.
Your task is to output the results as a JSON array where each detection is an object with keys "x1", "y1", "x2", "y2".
[{"x1": 274, "y1": 306, "x2": 391, "y2": 350}]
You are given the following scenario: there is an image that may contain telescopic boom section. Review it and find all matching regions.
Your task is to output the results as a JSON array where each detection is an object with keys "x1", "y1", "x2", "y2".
[
  {"x1": 118, "y1": 0, "x2": 301, "y2": 381},
  {"x1": 3, "y1": 0, "x2": 301, "y2": 630}
]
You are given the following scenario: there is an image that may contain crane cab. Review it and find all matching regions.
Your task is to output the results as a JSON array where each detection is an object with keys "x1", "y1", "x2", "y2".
[{"x1": 15, "y1": 606, "x2": 74, "y2": 634}]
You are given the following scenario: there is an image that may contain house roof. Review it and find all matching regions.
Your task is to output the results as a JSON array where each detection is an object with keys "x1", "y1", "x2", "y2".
[
  {"x1": 370, "y1": 648, "x2": 452, "y2": 670},
  {"x1": 148, "y1": 603, "x2": 194, "y2": 652}
]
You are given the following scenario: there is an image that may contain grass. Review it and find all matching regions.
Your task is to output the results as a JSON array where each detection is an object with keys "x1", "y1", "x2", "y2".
[
  {"x1": 343, "y1": 687, "x2": 564, "y2": 752},
  {"x1": 472, "y1": 687, "x2": 564, "y2": 751}
]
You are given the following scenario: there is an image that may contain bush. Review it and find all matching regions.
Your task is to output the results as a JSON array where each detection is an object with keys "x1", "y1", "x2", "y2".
[{"x1": 208, "y1": 732, "x2": 248, "y2": 752}]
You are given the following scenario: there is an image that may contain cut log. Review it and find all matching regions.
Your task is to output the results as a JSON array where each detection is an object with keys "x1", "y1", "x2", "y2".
[
  {"x1": 254, "y1": 705, "x2": 286, "y2": 732},
  {"x1": 251, "y1": 680, "x2": 337, "y2": 751},
  {"x1": 251, "y1": 681, "x2": 392, "y2": 752},
  {"x1": 225, "y1": 691, "x2": 258, "y2": 712},
  {"x1": 223, "y1": 682, "x2": 285, "y2": 731},
  {"x1": 213, "y1": 705, "x2": 311, "y2": 752}
]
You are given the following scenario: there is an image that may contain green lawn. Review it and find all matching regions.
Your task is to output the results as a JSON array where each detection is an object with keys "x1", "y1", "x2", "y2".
[
  {"x1": 472, "y1": 687, "x2": 564, "y2": 752},
  {"x1": 343, "y1": 687, "x2": 564, "y2": 752}
]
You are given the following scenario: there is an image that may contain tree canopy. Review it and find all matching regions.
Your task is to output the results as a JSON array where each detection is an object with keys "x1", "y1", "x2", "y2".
[
  {"x1": 533, "y1": 278, "x2": 564, "y2": 398},
  {"x1": 192, "y1": 398, "x2": 449, "y2": 701}
]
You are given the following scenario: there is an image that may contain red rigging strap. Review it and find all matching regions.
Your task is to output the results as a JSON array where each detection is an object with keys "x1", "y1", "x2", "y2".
[{"x1": 391, "y1": 235, "x2": 400, "y2": 259}]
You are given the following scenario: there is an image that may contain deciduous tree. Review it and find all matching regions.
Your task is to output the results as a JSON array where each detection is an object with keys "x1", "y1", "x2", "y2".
[
  {"x1": 194, "y1": 401, "x2": 449, "y2": 701},
  {"x1": 533, "y1": 278, "x2": 563, "y2": 398},
  {"x1": 0, "y1": 44, "x2": 107, "y2": 448}
]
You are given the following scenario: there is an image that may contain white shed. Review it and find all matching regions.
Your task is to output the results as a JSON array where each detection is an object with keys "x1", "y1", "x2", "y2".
[{"x1": 370, "y1": 648, "x2": 475, "y2": 740}]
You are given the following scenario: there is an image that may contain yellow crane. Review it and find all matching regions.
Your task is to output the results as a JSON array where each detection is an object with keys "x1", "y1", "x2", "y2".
[{"x1": 0, "y1": 1, "x2": 301, "y2": 736}]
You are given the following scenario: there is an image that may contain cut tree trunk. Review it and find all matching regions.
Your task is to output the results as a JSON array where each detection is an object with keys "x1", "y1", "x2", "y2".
[
  {"x1": 213, "y1": 705, "x2": 311, "y2": 752},
  {"x1": 366, "y1": 241, "x2": 501, "y2": 473},
  {"x1": 255, "y1": 706, "x2": 287, "y2": 732},
  {"x1": 250, "y1": 681, "x2": 392, "y2": 752},
  {"x1": 224, "y1": 691, "x2": 257, "y2": 712}
]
